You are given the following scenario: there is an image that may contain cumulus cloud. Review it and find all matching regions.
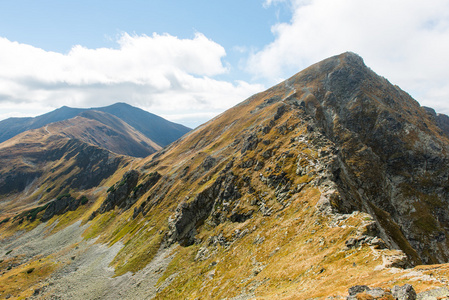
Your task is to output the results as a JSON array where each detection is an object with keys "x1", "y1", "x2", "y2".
[
  {"x1": 250, "y1": 0, "x2": 449, "y2": 114},
  {"x1": 0, "y1": 33, "x2": 263, "y2": 127}
]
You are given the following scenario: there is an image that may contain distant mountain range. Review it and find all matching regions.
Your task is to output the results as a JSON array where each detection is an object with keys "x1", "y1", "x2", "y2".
[
  {"x1": 0, "y1": 102, "x2": 191, "y2": 150},
  {"x1": 0, "y1": 102, "x2": 190, "y2": 214}
]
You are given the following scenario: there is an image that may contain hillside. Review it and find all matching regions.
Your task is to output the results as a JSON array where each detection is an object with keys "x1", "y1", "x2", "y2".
[
  {"x1": 1, "y1": 52, "x2": 449, "y2": 299},
  {"x1": 49, "y1": 111, "x2": 162, "y2": 157},
  {"x1": 0, "y1": 102, "x2": 191, "y2": 147},
  {"x1": 0, "y1": 124, "x2": 134, "y2": 215}
]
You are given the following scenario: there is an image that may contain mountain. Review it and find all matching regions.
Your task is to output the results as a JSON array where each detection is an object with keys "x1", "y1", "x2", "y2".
[
  {"x1": 1, "y1": 52, "x2": 449, "y2": 299},
  {"x1": 94, "y1": 102, "x2": 191, "y2": 147},
  {"x1": 49, "y1": 111, "x2": 163, "y2": 157},
  {"x1": 0, "y1": 102, "x2": 191, "y2": 147}
]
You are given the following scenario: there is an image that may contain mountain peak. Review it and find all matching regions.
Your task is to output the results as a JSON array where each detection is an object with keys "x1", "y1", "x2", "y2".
[{"x1": 339, "y1": 51, "x2": 365, "y2": 65}]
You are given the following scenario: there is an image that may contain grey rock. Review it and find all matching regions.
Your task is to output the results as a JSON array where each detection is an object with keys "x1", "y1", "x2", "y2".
[
  {"x1": 437, "y1": 113, "x2": 449, "y2": 138},
  {"x1": 348, "y1": 285, "x2": 370, "y2": 296},
  {"x1": 241, "y1": 134, "x2": 260, "y2": 154},
  {"x1": 392, "y1": 284, "x2": 417, "y2": 300},
  {"x1": 417, "y1": 287, "x2": 449, "y2": 300},
  {"x1": 366, "y1": 287, "x2": 386, "y2": 298},
  {"x1": 201, "y1": 155, "x2": 216, "y2": 171}
]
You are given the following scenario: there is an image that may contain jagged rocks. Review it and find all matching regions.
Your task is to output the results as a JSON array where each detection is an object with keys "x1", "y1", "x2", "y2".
[
  {"x1": 347, "y1": 285, "x2": 370, "y2": 298},
  {"x1": 12, "y1": 194, "x2": 87, "y2": 223},
  {"x1": 166, "y1": 167, "x2": 245, "y2": 246},
  {"x1": 344, "y1": 220, "x2": 388, "y2": 250},
  {"x1": 91, "y1": 170, "x2": 162, "y2": 219},
  {"x1": 347, "y1": 284, "x2": 417, "y2": 300},
  {"x1": 299, "y1": 53, "x2": 449, "y2": 264},
  {"x1": 345, "y1": 284, "x2": 449, "y2": 300},
  {"x1": 97, "y1": 170, "x2": 139, "y2": 214},
  {"x1": 241, "y1": 134, "x2": 260, "y2": 154},
  {"x1": 344, "y1": 235, "x2": 387, "y2": 250},
  {"x1": 41, "y1": 194, "x2": 88, "y2": 222},
  {"x1": 392, "y1": 284, "x2": 417, "y2": 300},
  {"x1": 200, "y1": 155, "x2": 217, "y2": 171}
]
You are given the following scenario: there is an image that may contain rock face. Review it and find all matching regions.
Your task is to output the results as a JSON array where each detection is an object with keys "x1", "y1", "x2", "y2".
[
  {"x1": 280, "y1": 52, "x2": 449, "y2": 264},
  {"x1": 93, "y1": 170, "x2": 162, "y2": 217},
  {"x1": 166, "y1": 163, "x2": 243, "y2": 246},
  {"x1": 346, "y1": 284, "x2": 422, "y2": 300},
  {"x1": 41, "y1": 195, "x2": 88, "y2": 222},
  {"x1": 437, "y1": 113, "x2": 449, "y2": 137}
]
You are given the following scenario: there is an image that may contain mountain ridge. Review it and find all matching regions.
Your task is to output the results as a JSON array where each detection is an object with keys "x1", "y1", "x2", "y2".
[
  {"x1": 1, "y1": 52, "x2": 449, "y2": 299},
  {"x1": 0, "y1": 102, "x2": 191, "y2": 147}
]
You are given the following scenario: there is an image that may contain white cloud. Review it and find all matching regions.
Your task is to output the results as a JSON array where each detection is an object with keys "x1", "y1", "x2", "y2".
[
  {"x1": 0, "y1": 33, "x2": 263, "y2": 127},
  {"x1": 248, "y1": 0, "x2": 449, "y2": 114},
  {"x1": 263, "y1": 0, "x2": 288, "y2": 8}
]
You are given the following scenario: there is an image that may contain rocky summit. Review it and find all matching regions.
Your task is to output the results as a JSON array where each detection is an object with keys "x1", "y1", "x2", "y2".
[{"x1": 1, "y1": 52, "x2": 449, "y2": 299}]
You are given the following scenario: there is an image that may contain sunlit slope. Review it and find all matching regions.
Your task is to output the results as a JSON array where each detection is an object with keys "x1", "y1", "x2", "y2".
[
  {"x1": 49, "y1": 111, "x2": 162, "y2": 157},
  {"x1": 71, "y1": 53, "x2": 448, "y2": 298}
]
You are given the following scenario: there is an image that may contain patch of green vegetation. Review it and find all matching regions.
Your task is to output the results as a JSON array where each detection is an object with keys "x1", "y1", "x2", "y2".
[
  {"x1": 57, "y1": 193, "x2": 71, "y2": 200},
  {"x1": 5, "y1": 250, "x2": 12, "y2": 255},
  {"x1": 109, "y1": 217, "x2": 141, "y2": 246},
  {"x1": 133, "y1": 184, "x2": 143, "y2": 193},
  {"x1": 49, "y1": 203, "x2": 91, "y2": 233},
  {"x1": 16, "y1": 204, "x2": 49, "y2": 222},
  {"x1": 79, "y1": 195, "x2": 89, "y2": 205},
  {"x1": 0, "y1": 217, "x2": 10, "y2": 225}
]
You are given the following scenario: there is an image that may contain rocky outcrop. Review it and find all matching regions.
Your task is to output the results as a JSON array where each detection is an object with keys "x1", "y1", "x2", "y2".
[
  {"x1": 437, "y1": 113, "x2": 449, "y2": 138},
  {"x1": 423, "y1": 107, "x2": 449, "y2": 138},
  {"x1": 346, "y1": 284, "x2": 449, "y2": 300},
  {"x1": 55, "y1": 139, "x2": 125, "y2": 190},
  {"x1": 97, "y1": 170, "x2": 140, "y2": 214},
  {"x1": 346, "y1": 284, "x2": 417, "y2": 300},
  {"x1": 41, "y1": 194, "x2": 88, "y2": 221},
  {"x1": 166, "y1": 163, "x2": 242, "y2": 246},
  {"x1": 92, "y1": 170, "x2": 162, "y2": 219},
  {"x1": 13, "y1": 194, "x2": 88, "y2": 223},
  {"x1": 0, "y1": 169, "x2": 42, "y2": 195}
]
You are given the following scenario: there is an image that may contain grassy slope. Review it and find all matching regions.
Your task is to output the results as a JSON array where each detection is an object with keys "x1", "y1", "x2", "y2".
[{"x1": 79, "y1": 68, "x2": 449, "y2": 297}]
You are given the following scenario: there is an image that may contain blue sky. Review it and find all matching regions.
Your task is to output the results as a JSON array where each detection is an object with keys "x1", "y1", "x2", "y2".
[
  {"x1": 0, "y1": 1, "x2": 288, "y2": 56},
  {"x1": 1, "y1": 0, "x2": 449, "y2": 128}
]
